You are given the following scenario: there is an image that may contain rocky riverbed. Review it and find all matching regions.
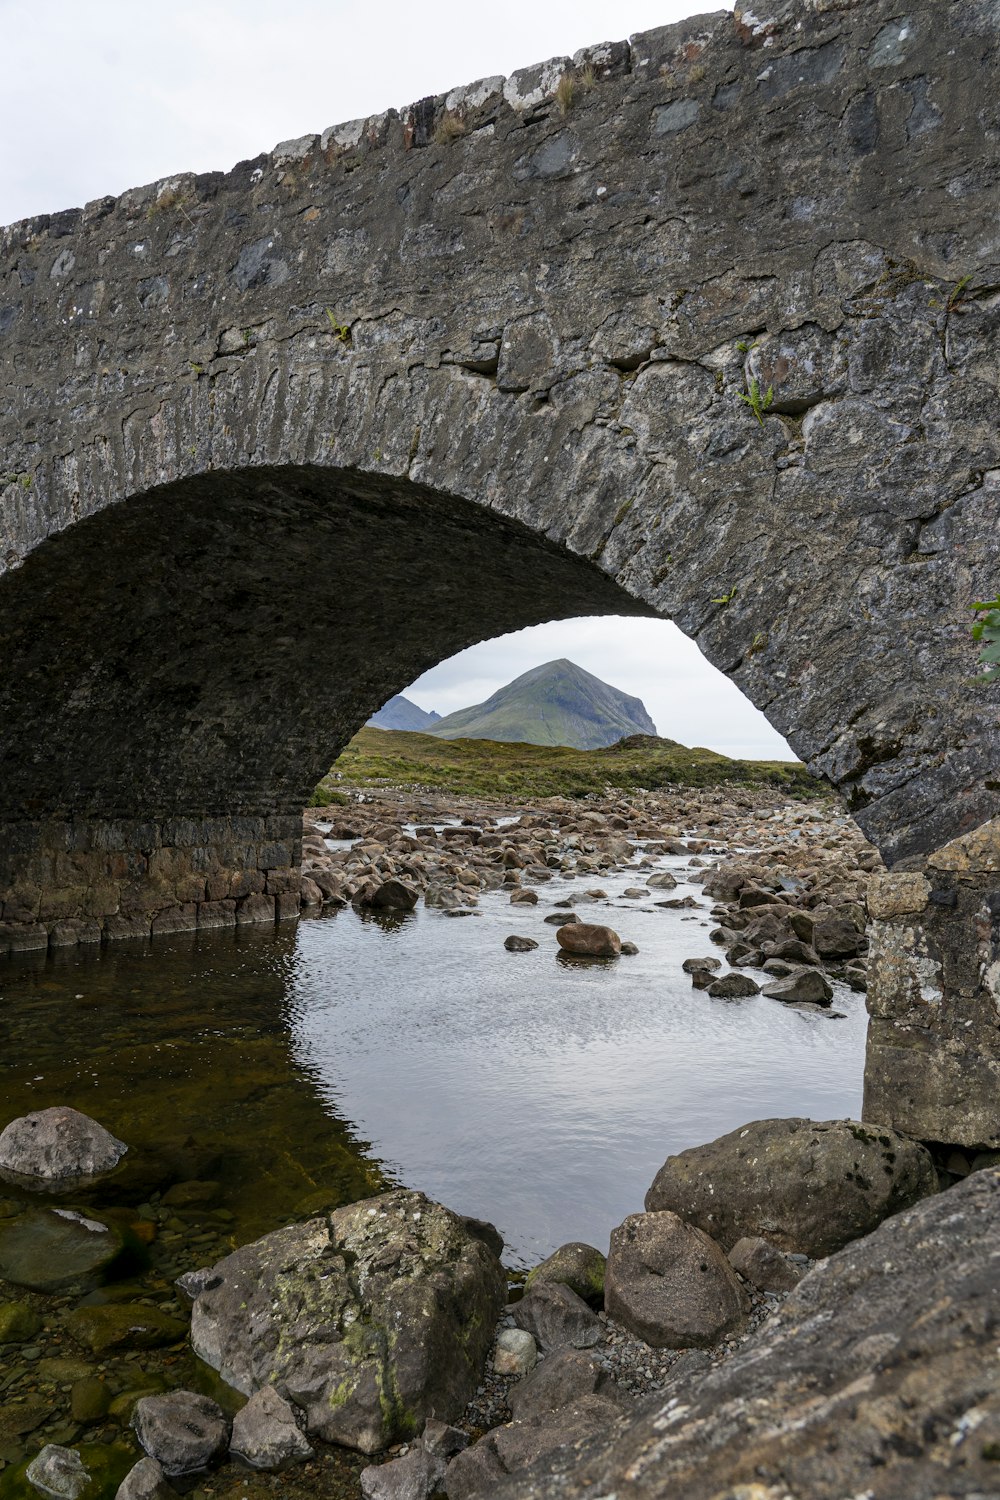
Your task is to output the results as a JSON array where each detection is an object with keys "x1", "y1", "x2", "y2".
[{"x1": 2, "y1": 784, "x2": 990, "y2": 1498}]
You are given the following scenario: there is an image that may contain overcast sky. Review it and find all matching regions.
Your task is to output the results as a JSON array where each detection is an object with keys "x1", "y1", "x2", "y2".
[{"x1": 1, "y1": 0, "x2": 795, "y2": 762}]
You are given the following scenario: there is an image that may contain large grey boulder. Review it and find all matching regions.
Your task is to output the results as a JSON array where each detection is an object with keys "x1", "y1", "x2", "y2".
[
  {"x1": 133, "y1": 1391, "x2": 229, "y2": 1476},
  {"x1": 0, "y1": 1107, "x2": 126, "y2": 1184},
  {"x1": 645, "y1": 1117, "x2": 937, "y2": 1256},
  {"x1": 484, "y1": 1170, "x2": 1000, "y2": 1500},
  {"x1": 190, "y1": 1189, "x2": 506, "y2": 1453},
  {"x1": 229, "y1": 1386, "x2": 313, "y2": 1470},
  {"x1": 604, "y1": 1211, "x2": 748, "y2": 1348}
]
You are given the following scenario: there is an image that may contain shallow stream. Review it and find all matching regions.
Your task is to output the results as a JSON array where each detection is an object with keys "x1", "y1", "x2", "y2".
[{"x1": 0, "y1": 843, "x2": 868, "y2": 1267}]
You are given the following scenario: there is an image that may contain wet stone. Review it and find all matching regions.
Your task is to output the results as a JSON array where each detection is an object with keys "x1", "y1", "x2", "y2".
[{"x1": 0, "y1": 1208, "x2": 125, "y2": 1294}]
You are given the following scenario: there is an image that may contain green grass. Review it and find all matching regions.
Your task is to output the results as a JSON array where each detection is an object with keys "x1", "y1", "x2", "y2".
[{"x1": 313, "y1": 728, "x2": 825, "y2": 803}]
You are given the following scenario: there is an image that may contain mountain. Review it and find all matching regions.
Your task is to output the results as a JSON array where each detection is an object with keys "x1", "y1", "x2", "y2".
[
  {"x1": 367, "y1": 694, "x2": 441, "y2": 732},
  {"x1": 426, "y1": 659, "x2": 657, "y2": 750}
]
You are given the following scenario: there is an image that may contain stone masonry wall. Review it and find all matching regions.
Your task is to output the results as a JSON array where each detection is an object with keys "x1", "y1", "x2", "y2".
[
  {"x1": 0, "y1": 816, "x2": 303, "y2": 957},
  {"x1": 865, "y1": 817, "x2": 1000, "y2": 1146}
]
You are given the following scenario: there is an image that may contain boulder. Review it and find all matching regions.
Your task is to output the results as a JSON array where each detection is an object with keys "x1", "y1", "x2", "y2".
[
  {"x1": 0, "y1": 1299, "x2": 42, "y2": 1342},
  {"x1": 445, "y1": 1395, "x2": 624, "y2": 1499},
  {"x1": 479, "y1": 1170, "x2": 1000, "y2": 1500},
  {"x1": 556, "y1": 923, "x2": 621, "y2": 959},
  {"x1": 510, "y1": 889, "x2": 539, "y2": 905},
  {"x1": 229, "y1": 1386, "x2": 313, "y2": 1470},
  {"x1": 504, "y1": 935, "x2": 539, "y2": 952},
  {"x1": 0, "y1": 1207, "x2": 125, "y2": 1294},
  {"x1": 133, "y1": 1391, "x2": 229, "y2": 1476},
  {"x1": 507, "y1": 1348, "x2": 619, "y2": 1423},
  {"x1": 728, "y1": 1235, "x2": 804, "y2": 1292},
  {"x1": 524, "y1": 1242, "x2": 606, "y2": 1307},
  {"x1": 645, "y1": 1117, "x2": 937, "y2": 1256},
  {"x1": 189, "y1": 1190, "x2": 506, "y2": 1453},
  {"x1": 511, "y1": 1282, "x2": 601, "y2": 1351},
  {"x1": 114, "y1": 1457, "x2": 175, "y2": 1500},
  {"x1": 762, "y1": 969, "x2": 834, "y2": 1005},
  {"x1": 493, "y1": 1327, "x2": 537, "y2": 1377},
  {"x1": 645, "y1": 872, "x2": 677, "y2": 890},
  {"x1": 604, "y1": 1211, "x2": 748, "y2": 1348},
  {"x1": 681, "y1": 956, "x2": 722, "y2": 974},
  {"x1": 706, "y1": 973, "x2": 760, "y2": 998},
  {"x1": 361, "y1": 1446, "x2": 445, "y2": 1500},
  {"x1": 367, "y1": 880, "x2": 418, "y2": 911},
  {"x1": 25, "y1": 1445, "x2": 91, "y2": 1500},
  {"x1": 0, "y1": 1107, "x2": 127, "y2": 1184}
]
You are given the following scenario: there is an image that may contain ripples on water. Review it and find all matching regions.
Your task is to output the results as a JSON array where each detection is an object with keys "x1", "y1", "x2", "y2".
[{"x1": 0, "y1": 848, "x2": 867, "y2": 1267}]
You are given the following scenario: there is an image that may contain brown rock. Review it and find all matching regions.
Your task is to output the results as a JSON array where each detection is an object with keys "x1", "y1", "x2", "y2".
[
  {"x1": 556, "y1": 923, "x2": 621, "y2": 958},
  {"x1": 605, "y1": 1211, "x2": 748, "y2": 1348}
]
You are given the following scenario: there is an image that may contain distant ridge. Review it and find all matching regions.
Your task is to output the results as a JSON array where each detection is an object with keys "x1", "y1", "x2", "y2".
[
  {"x1": 427, "y1": 659, "x2": 657, "y2": 750},
  {"x1": 367, "y1": 694, "x2": 441, "y2": 733}
]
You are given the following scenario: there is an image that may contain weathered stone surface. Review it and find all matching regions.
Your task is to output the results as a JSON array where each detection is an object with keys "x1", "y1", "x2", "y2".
[
  {"x1": 189, "y1": 1190, "x2": 506, "y2": 1453},
  {"x1": 114, "y1": 1457, "x2": 175, "y2": 1500},
  {"x1": 707, "y1": 973, "x2": 760, "y2": 998},
  {"x1": 645, "y1": 1117, "x2": 937, "y2": 1255},
  {"x1": 762, "y1": 969, "x2": 834, "y2": 1005},
  {"x1": 0, "y1": 1298, "x2": 42, "y2": 1342},
  {"x1": 494, "y1": 1328, "x2": 538, "y2": 1377},
  {"x1": 511, "y1": 1282, "x2": 601, "y2": 1351},
  {"x1": 867, "y1": 871, "x2": 931, "y2": 919},
  {"x1": 524, "y1": 1242, "x2": 605, "y2": 1307},
  {"x1": 727, "y1": 1235, "x2": 804, "y2": 1292},
  {"x1": 507, "y1": 1349, "x2": 616, "y2": 1423},
  {"x1": 446, "y1": 1395, "x2": 626, "y2": 1499},
  {"x1": 556, "y1": 924, "x2": 621, "y2": 959},
  {"x1": 604, "y1": 1211, "x2": 748, "y2": 1348},
  {"x1": 0, "y1": 1107, "x2": 126, "y2": 1183},
  {"x1": 229, "y1": 1386, "x2": 313, "y2": 1470},
  {"x1": 25, "y1": 1445, "x2": 90, "y2": 1500},
  {"x1": 133, "y1": 1391, "x2": 229, "y2": 1476},
  {"x1": 361, "y1": 1446, "x2": 445, "y2": 1500},
  {"x1": 486, "y1": 1169, "x2": 1000, "y2": 1500}
]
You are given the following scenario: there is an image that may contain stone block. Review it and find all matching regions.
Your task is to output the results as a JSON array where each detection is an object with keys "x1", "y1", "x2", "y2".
[
  {"x1": 236, "y1": 893, "x2": 276, "y2": 925},
  {"x1": 197, "y1": 901, "x2": 236, "y2": 929},
  {"x1": 265, "y1": 869, "x2": 301, "y2": 896},
  {"x1": 275, "y1": 891, "x2": 300, "y2": 922},
  {"x1": 104, "y1": 913, "x2": 151, "y2": 942},
  {"x1": 49, "y1": 919, "x2": 101, "y2": 946},
  {"x1": 151, "y1": 904, "x2": 199, "y2": 936},
  {"x1": 258, "y1": 841, "x2": 293, "y2": 871},
  {"x1": 2, "y1": 883, "x2": 42, "y2": 922},
  {"x1": 228, "y1": 869, "x2": 265, "y2": 899},
  {"x1": 868, "y1": 872, "x2": 931, "y2": 919},
  {"x1": 38, "y1": 885, "x2": 90, "y2": 922},
  {"x1": 82, "y1": 881, "x2": 121, "y2": 918},
  {"x1": 928, "y1": 818, "x2": 1000, "y2": 874},
  {"x1": 8, "y1": 923, "x2": 49, "y2": 951}
]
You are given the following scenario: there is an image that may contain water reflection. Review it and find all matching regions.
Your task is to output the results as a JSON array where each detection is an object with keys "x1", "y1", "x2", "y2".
[{"x1": 0, "y1": 859, "x2": 868, "y2": 1269}]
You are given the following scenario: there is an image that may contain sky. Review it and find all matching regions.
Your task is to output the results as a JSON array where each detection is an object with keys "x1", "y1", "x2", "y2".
[{"x1": 0, "y1": 0, "x2": 795, "y2": 762}]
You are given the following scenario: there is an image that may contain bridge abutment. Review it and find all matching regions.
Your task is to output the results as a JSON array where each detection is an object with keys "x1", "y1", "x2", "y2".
[
  {"x1": 864, "y1": 819, "x2": 1000, "y2": 1149},
  {"x1": 0, "y1": 814, "x2": 303, "y2": 954}
]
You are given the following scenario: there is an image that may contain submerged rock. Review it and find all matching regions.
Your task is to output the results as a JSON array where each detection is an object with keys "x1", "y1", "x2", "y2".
[
  {"x1": 25, "y1": 1444, "x2": 90, "y2": 1500},
  {"x1": 189, "y1": 1189, "x2": 506, "y2": 1454},
  {"x1": 645, "y1": 1117, "x2": 938, "y2": 1256},
  {"x1": 604, "y1": 1211, "x2": 748, "y2": 1348},
  {"x1": 0, "y1": 1207, "x2": 124, "y2": 1294},
  {"x1": 65, "y1": 1301, "x2": 188, "y2": 1355},
  {"x1": 0, "y1": 1107, "x2": 127, "y2": 1185}
]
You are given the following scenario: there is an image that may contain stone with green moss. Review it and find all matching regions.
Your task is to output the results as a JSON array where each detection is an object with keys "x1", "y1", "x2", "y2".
[
  {"x1": 525, "y1": 1242, "x2": 607, "y2": 1308},
  {"x1": 0, "y1": 1301, "x2": 42, "y2": 1344},
  {"x1": 189, "y1": 1189, "x2": 506, "y2": 1454}
]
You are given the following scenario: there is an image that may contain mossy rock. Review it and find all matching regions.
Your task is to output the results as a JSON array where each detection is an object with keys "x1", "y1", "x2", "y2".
[
  {"x1": 65, "y1": 1301, "x2": 187, "y2": 1355},
  {"x1": 525, "y1": 1242, "x2": 607, "y2": 1309},
  {"x1": 0, "y1": 1301, "x2": 42, "y2": 1344}
]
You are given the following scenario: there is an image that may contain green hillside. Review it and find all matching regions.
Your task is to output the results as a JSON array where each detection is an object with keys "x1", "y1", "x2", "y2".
[
  {"x1": 314, "y1": 727, "x2": 824, "y2": 802},
  {"x1": 426, "y1": 659, "x2": 656, "y2": 749}
]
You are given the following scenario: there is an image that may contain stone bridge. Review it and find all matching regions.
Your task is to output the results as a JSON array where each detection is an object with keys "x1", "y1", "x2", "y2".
[{"x1": 1, "y1": 0, "x2": 998, "y2": 1142}]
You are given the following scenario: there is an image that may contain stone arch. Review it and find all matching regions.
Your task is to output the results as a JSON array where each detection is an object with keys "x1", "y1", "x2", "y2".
[{"x1": 1, "y1": 0, "x2": 998, "y2": 1141}]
